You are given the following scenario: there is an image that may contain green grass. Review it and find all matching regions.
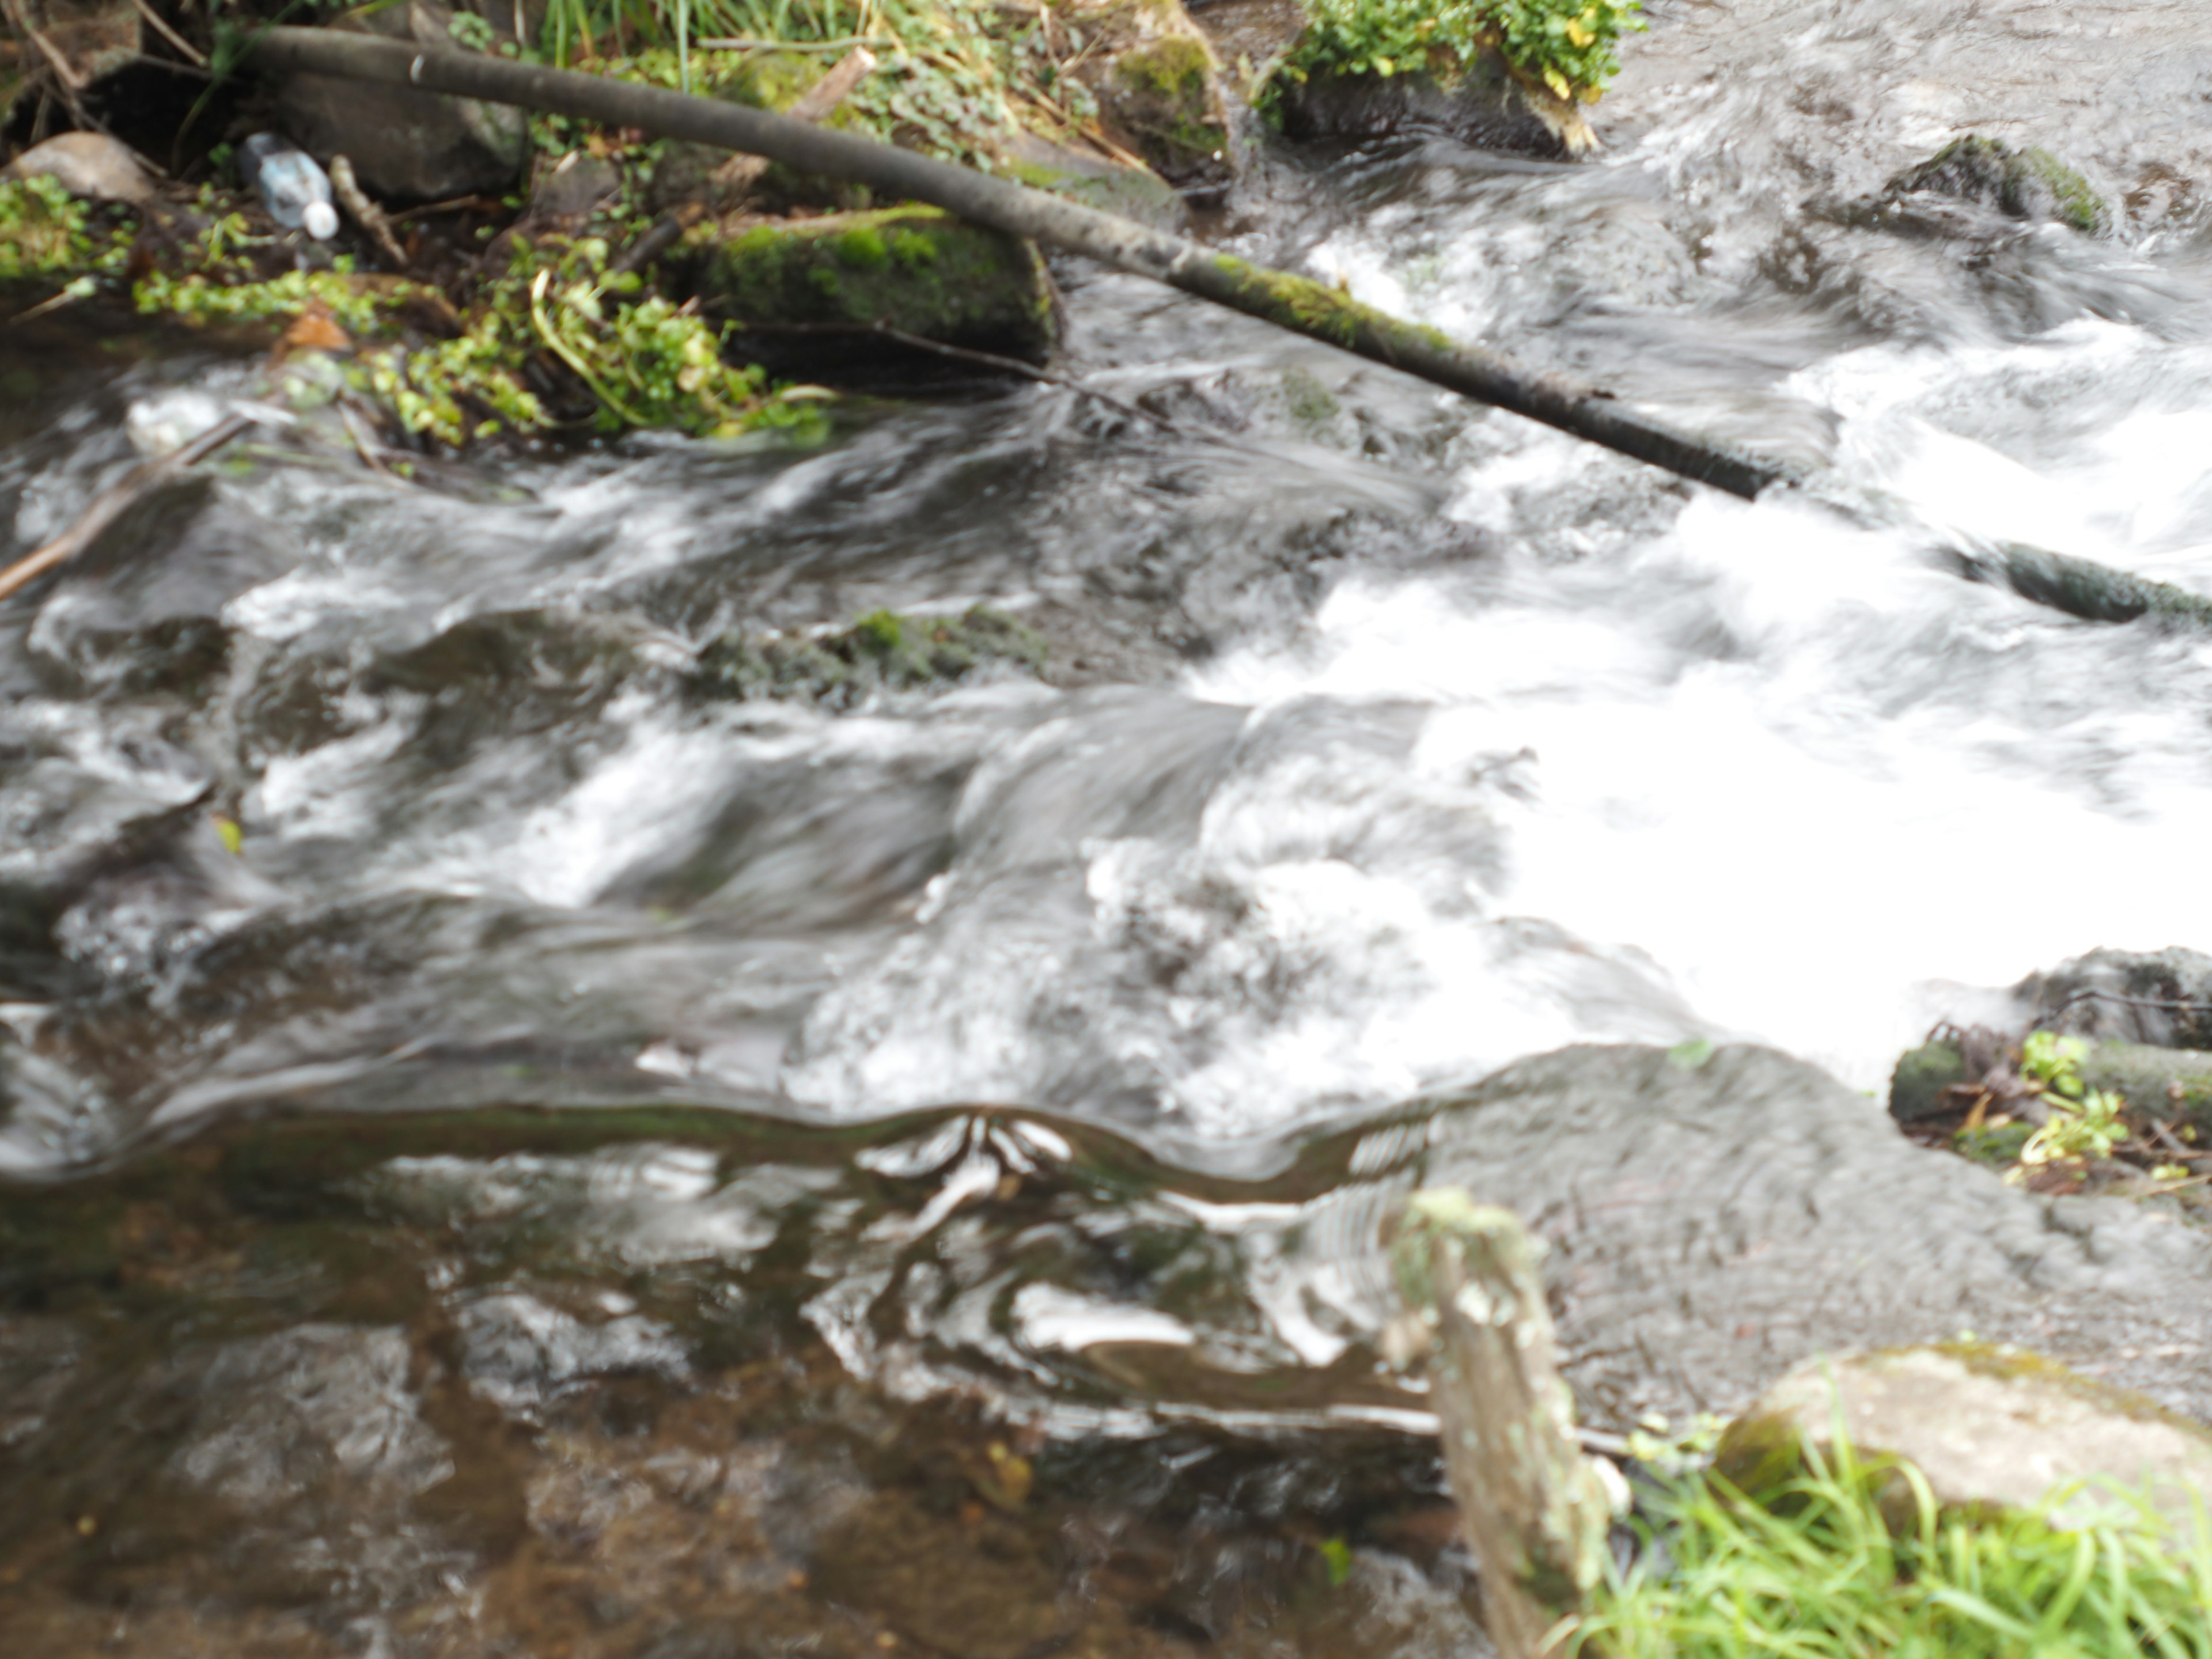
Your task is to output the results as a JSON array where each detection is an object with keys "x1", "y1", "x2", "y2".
[
  {"x1": 532, "y1": 0, "x2": 1101, "y2": 165},
  {"x1": 1567, "y1": 1433, "x2": 2212, "y2": 1659}
]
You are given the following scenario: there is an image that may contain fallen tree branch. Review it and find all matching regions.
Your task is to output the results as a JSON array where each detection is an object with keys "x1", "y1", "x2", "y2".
[
  {"x1": 235, "y1": 29, "x2": 2212, "y2": 632},
  {"x1": 0, "y1": 414, "x2": 255, "y2": 603},
  {"x1": 240, "y1": 26, "x2": 1787, "y2": 501}
]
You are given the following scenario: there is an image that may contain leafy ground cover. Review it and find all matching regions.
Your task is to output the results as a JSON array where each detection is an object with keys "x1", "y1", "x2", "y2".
[{"x1": 1264, "y1": 0, "x2": 1642, "y2": 109}]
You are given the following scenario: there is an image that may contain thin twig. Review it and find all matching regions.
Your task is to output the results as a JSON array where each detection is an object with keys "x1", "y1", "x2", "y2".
[
  {"x1": 2044, "y1": 987, "x2": 2212, "y2": 1022},
  {"x1": 130, "y1": 0, "x2": 208, "y2": 66},
  {"x1": 0, "y1": 414, "x2": 254, "y2": 603}
]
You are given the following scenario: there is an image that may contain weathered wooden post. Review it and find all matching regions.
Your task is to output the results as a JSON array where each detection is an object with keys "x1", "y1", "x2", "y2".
[{"x1": 1391, "y1": 1190, "x2": 1611, "y2": 1659}]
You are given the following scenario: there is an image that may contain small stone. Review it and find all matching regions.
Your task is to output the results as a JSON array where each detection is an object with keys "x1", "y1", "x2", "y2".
[
  {"x1": 1718, "y1": 1344, "x2": 2212, "y2": 1531},
  {"x1": 4, "y1": 132, "x2": 156, "y2": 205}
]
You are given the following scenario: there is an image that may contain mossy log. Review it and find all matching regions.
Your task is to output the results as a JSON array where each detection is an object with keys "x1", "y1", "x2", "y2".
[
  {"x1": 243, "y1": 25, "x2": 1786, "y2": 499},
  {"x1": 1391, "y1": 1191, "x2": 1610, "y2": 1659}
]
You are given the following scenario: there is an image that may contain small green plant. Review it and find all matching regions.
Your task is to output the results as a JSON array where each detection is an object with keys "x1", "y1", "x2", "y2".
[
  {"x1": 2011, "y1": 1029, "x2": 2129, "y2": 1169},
  {"x1": 1267, "y1": 0, "x2": 1643, "y2": 110},
  {"x1": 0, "y1": 175, "x2": 130, "y2": 282},
  {"x1": 1573, "y1": 1430, "x2": 2212, "y2": 1658}
]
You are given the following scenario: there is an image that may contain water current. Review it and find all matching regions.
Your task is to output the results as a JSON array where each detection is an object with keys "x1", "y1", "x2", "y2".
[{"x1": 8, "y1": 0, "x2": 2212, "y2": 1652}]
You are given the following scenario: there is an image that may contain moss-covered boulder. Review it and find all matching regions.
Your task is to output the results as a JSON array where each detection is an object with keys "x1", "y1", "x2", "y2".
[
  {"x1": 1881, "y1": 137, "x2": 2109, "y2": 236},
  {"x1": 1066, "y1": 0, "x2": 1235, "y2": 188},
  {"x1": 695, "y1": 206, "x2": 1055, "y2": 362},
  {"x1": 1717, "y1": 1345, "x2": 2212, "y2": 1532}
]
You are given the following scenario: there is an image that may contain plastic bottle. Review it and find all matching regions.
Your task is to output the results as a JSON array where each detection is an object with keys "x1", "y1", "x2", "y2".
[{"x1": 239, "y1": 133, "x2": 339, "y2": 241}]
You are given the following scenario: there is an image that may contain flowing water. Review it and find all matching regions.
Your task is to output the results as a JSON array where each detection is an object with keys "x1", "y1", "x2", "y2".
[{"x1": 9, "y1": 0, "x2": 2212, "y2": 1651}]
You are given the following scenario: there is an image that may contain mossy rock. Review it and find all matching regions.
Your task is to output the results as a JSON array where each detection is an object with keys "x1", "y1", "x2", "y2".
[
  {"x1": 647, "y1": 52, "x2": 873, "y2": 215},
  {"x1": 1883, "y1": 137, "x2": 2109, "y2": 236},
  {"x1": 1067, "y1": 0, "x2": 1236, "y2": 188},
  {"x1": 692, "y1": 606, "x2": 1048, "y2": 710},
  {"x1": 697, "y1": 206, "x2": 1055, "y2": 363},
  {"x1": 999, "y1": 131, "x2": 1188, "y2": 234},
  {"x1": 1271, "y1": 44, "x2": 1595, "y2": 159},
  {"x1": 1716, "y1": 1344, "x2": 2212, "y2": 1532}
]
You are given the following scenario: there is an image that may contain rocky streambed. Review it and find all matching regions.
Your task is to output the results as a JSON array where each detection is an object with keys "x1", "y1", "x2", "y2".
[{"x1": 12, "y1": 0, "x2": 2212, "y2": 1650}]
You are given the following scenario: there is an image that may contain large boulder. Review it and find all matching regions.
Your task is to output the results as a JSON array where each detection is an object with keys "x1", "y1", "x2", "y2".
[
  {"x1": 694, "y1": 205, "x2": 1057, "y2": 363},
  {"x1": 2017, "y1": 946, "x2": 2212, "y2": 1050},
  {"x1": 1065, "y1": 0, "x2": 1236, "y2": 188},
  {"x1": 1376, "y1": 1044, "x2": 2212, "y2": 1425},
  {"x1": 1718, "y1": 1344, "x2": 2212, "y2": 1529},
  {"x1": 272, "y1": 0, "x2": 529, "y2": 202},
  {"x1": 1271, "y1": 52, "x2": 1596, "y2": 157}
]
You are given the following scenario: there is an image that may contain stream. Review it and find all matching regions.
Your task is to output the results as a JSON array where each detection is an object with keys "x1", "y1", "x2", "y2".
[{"x1": 9, "y1": 0, "x2": 2212, "y2": 1652}]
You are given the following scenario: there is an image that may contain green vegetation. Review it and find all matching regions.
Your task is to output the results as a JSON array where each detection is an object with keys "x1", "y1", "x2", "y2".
[
  {"x1": 1267, "y1": 0, "x2": 1643, "y2": 108},
  {"x1": 2015, "y1": 1029, "x2": 2129, "y2": 1168},
  {"x1": 0, "y1": 175, "x2": 130, "y2": 282},
  {"x1": 1571, "y1": 1431, "x2": 2212, "y2": 1659},
  {"x1": 702, "y1": 206, "x2": 1054, "y2": 361},
  {"x1": 531, "y1": 0, "x2": 1107, "y2": 166}
]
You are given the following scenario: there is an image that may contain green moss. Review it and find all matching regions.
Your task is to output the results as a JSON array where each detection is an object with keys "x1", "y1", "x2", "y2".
[
  {"x1": 703, "y1": 206, "x2": 1055, "y2": 361},
  {"x1": 834, "y1": 225, "x2": 893, "y2": 271},
  {"x1": 1886, "y1": 1040, "x2": 1967, "y2": 1122},
  {"x1": 1889, "y1": 137, "x2": 2108, "y2": 236},
  {"x1": 1201, "y1": 252, "x2": 1454, "y2": 355},
  {"x1": 1118, "y1": 33, "x2": 1209, "y2": 99}
]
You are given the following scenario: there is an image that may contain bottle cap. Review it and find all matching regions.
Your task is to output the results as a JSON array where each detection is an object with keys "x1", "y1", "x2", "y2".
[{"x1": 304, "y1": 200, "x2": 339, "y2": 240}]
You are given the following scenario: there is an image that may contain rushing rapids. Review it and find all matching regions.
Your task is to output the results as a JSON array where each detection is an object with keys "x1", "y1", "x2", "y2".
[{"x1": 7, "y1": 0, "x2": 2212, "y2": 1652}]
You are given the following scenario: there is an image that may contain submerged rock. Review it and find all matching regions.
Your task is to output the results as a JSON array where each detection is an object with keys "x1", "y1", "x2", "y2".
[
  {"x1": 692, "y1": 607, "x2": 1048, "y2": 710},
  {"x1": 1718, "y1": 1344, "x2": 2212, "y2": 1529},
  {"x1": 695, "y1": 207, "x2": 1057, "y2": 363},
  {"x1": 1879, "y1": 136, "x2": 2109, "y2": 235},
  {"x1": 274, "y1": 0, "x2": 529, "y2": 200}
]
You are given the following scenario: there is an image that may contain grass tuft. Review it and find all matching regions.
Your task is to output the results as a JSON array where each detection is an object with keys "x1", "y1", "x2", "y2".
[{"x1": 1569, "y1": 1429, "x2": 2212, "y2": 1659}]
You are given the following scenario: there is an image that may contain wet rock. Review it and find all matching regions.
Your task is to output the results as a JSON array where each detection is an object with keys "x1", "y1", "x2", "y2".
[
  {"x1": 1398, "y1": 1044, "x2": 2212, "y2": 1425},
  {"x1": 692, "y1": 607, "x2": 1048, "y2": 711},
  {"x1": 3, "y1": 132, "x2": 156, "y2": 206},
  {"x1": 1066, "y1": 0, "x2": 1236, "y2": 189},
  {"x1": 174, "y1": 1324, "x2": 454, "y2": 1507},
  {"x1": 529, "y1": 149, "x2": 624, "y2": 221},
  {"x1": 1717, "y1": 1343, "x2": 2212, "y2": 1530},
  {"x1": 274, "y1": 0, "x2": 529, "y2": 202},
  {"x1": 1001, "y1": 130, "x2": 1189, "y2": 232},
  {"x1": 695, "y1": 209, "x2": 1057, "y2": 363},
  {"x1": 1880, "y1": 136, "x2": 2109, "y2": 236},
  {"x1": 2019, "y1": 946, "x2": 2212, "y2": 1050},
  {"x1": 1272, "y1": 48, "x2": 1596, "y2": 157}
]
